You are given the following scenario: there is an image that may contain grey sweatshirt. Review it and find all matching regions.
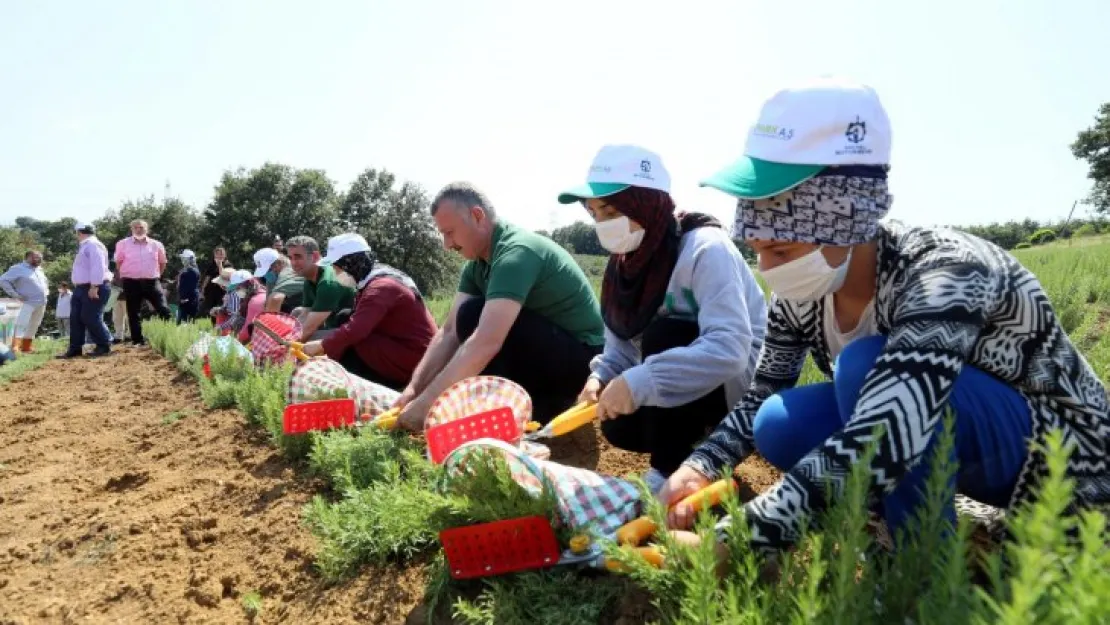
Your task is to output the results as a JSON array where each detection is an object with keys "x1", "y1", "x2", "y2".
[{"x1": 589, "y1": 226, "x2": 768, "y2": 410}]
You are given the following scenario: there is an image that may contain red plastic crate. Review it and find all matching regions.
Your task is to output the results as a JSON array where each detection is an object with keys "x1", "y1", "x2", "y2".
[
  {"x1": 282, "y1": 398, "x2": 357, "y2": 434},
  {"x1": 426, "y1": 406, "x2": 520, "y2": 464},
  {"x1": 439, "y1": 515, "x2": 561, "y2": 579}
]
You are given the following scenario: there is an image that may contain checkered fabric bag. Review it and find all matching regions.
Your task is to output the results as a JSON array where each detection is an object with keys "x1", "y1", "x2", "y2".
[
  {"x1": 427, "y1": 376, "x2": 533, "y2": 433},
  {"x1": 442, "y1": 439, "x2": 643, "y2": 537},
  {"x1": 251, "y1": 312, "x2": 302, "y2": 366},
  {"x1": 285, "y1": 357, "x2": 399, "y2": 419},
  {"x1": 184, "y1": 334, "x2": 252, "y2": 365}
]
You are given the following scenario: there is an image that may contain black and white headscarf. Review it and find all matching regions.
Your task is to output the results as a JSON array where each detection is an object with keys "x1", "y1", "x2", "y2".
[{"x1": 734, "y1": 168, "x2": 892, "y2": 246}]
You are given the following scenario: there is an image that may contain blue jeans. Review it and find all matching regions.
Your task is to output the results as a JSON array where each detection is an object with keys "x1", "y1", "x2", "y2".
[
  {"x1": 753, "y1": 336, "x2": 1032, "y2": 539},
  {"x1": 69, "y1": 283, "x2": 113, "y2": 353}
]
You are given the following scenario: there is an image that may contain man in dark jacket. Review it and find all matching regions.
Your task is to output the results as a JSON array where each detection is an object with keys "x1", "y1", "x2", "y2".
[{"x1": 176, "y1": 249, "x2": 201, "y2": 323}]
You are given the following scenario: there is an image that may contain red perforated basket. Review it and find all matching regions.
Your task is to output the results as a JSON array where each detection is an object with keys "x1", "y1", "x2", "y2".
[
  {"x1": 282, "y1": 398, "x2": 357, "y2": 435},
  {"x1": 439, "y1": 515, "x2": 561, "y2": 579},
  {"x1": 425, "y1": 407, "x2": 521, "y2": 464}
]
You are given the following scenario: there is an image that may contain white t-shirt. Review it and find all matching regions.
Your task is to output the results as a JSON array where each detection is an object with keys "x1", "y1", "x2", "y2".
[{"x1": 823, "y1": 294, "x2": 879, "y2": 362}]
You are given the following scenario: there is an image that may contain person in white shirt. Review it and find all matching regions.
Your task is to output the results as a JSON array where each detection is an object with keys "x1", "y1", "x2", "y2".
[
  {"x1": 0, "y1": 249, "x2": 49, "y2": 354},
  {"x1": 56, "y1": 283, "x2": 72, "y2": 338}
]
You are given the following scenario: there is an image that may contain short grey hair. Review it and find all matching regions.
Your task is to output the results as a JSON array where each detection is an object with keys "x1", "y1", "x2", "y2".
[
  {"x1": 431, "y1": 182, "x2": 497, "y2": 221},
  {"x1": 285, "y1": 236, "x2": 319, "y2": 254},
  {"x1": 130, "y1": 219, "x2": 149, "y2": 229}
]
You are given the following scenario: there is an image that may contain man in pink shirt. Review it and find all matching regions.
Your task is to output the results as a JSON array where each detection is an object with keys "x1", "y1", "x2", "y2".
[
  {"x1": 113, "y1": 219, "x2": 172, "y2": 346},
  {"x1": 58, "y1": 222, "x2": 114, "y2": 358}
]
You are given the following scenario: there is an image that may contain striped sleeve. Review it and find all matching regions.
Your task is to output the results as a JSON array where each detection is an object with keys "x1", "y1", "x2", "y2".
[
  {"x1": 738, "y1": 256, "x2": 1000, "y2": 551},
  {"x1": 685, "y1": 297, "x2": 810, "y2": 479}
]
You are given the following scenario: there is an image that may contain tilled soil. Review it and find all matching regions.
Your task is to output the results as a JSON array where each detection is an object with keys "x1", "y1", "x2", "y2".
[{"x1": 0, "y1": 347, "x2": 780, "y2": 624}]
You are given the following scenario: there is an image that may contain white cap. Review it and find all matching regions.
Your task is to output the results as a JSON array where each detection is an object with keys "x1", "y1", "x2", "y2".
[
  {"x1": 700, "y1": 76, "x2": 891, "y2": 199},
  {"x1": 253, "y1": 247, "x2": 281, "y2": 277},
  {"x1": 227, "y1": 269, "x2": 254, "y2": 288},
  {"x1": 317, "y1": 233, "x2": 370, "y2": 267},
  {"x1": 74, "y1": 221, "x2": 95, "y2": 234},
  {"x1": 556, "y1": 145, "x2": 671, "y2": 204},
  {"x1": 179, "y1": 249, "x2": 196, "y2": 259}
]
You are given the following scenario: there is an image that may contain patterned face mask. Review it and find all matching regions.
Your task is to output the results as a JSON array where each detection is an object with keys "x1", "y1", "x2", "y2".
[{"x1": 735, "y1": 173, "x2": 892, "y2": 247}]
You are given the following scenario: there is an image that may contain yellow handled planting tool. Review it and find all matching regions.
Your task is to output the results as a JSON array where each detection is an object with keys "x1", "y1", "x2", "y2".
[
  {"x1": 251, "y1": 320, "x2": 308, "y2": 361},
  {"x1": 370, "y1": 407, "x2": 401, "y2": 430},
  {"x1": 614, "y1": 478, "x2": 738, "y2": 546},
  {"x1": 523, "y1": 401, "x2": 598, "y2": 441}
]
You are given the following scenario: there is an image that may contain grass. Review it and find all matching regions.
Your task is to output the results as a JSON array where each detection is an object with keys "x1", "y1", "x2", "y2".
[
  {"x1": 0, "y1": 338, "x2": 63, "y2": 384},
  {"x1": 139, "y1": 237, "x2": 1110, "y2": 624}
]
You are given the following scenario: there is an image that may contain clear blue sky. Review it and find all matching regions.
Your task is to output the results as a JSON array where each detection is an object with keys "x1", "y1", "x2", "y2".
[{"x1": 1, "y1": 0, "x2": 1107, "y2": 234}]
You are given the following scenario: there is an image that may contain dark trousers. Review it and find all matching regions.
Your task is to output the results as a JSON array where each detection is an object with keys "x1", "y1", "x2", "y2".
[
  {"x1": 177, "y1": 299, "x2": 199, "y2": 323},
  {"x1": 600, "y1": 318, "x2": 728, "y2": 475},
  {"x1": 455, "y1": 297, "x2": 601, "y2": 424},
  {"x1": 69, "y1": 283, "x2": 113, "y2": 354},
  {"x1": 338, "y1": 350, "x2": 405, "y2": 392},
  {"x1": 122, "y1": 278, "x2": 171, "y2": 344}
]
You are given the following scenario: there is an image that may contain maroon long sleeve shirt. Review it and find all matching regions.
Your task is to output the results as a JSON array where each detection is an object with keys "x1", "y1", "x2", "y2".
[{"x1": 321, "y1": 276, "x2": 437, "y2": 384}]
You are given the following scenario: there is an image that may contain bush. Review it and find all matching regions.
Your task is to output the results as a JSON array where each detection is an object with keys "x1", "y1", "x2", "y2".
[
  {"x1": 1014, "y1": 241, "x2": 1032, "y2": 249},
  {"x1": 1074, "y1": 223, "x2": 1098, "y2": 237},
  {"x1": 1029, "y1": 228, "x2": 1057, "y2": 245}
]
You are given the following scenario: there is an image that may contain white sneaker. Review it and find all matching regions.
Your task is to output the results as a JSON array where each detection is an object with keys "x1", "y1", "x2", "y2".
[{"x1": 642, "y1": 468, "x2": 667, "y2": 495}]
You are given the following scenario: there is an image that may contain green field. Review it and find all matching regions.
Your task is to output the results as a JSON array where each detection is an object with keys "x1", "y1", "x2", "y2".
[{"x1": 142, "y1": 237, "x2": 1110, "y2": 624}]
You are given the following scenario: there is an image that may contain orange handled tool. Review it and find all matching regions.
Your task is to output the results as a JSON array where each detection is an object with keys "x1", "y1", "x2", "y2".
[
  {"x1": 371, "y1": 407, "x2": 400, "y2": 430},
  {"x1": 615, "y1": 478, "x2": 737, "y2": 546},
  {"x1": 523, "y1": 401, "x2": 598, "y2": 441}
]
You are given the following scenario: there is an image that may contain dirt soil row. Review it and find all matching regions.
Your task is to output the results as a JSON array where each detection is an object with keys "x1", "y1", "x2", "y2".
[{"x1": 0, "y1": 347, "x2": 780, "y2": 624}]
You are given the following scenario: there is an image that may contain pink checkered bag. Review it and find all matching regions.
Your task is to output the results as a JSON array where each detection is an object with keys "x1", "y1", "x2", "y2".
[
  {"x1": 285, "y1": 357, "x2": 399, "y2": 420},
  {"x1": 251, "y1": 312, "x2": 302, "y2": 366},
  {"x1": 441, "y1": 439, "x2": 643, "y2": 538},
  {"x1": 425, "y1": 376, "x2": 551, "y2": 461}
]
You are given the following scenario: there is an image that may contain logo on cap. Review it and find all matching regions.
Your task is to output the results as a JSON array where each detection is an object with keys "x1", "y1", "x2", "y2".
[
  {"x1": 845, "y1": 116, "x2": 867, "y2": 144},
  {"x1": 640, "y1": 160, "x2": 652, "y2": 173}
]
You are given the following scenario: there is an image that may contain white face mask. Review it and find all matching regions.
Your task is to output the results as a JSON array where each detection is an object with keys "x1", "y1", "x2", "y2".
[
  {"x1": 595, "y1": 216, "x2": 645, "y2": 255},
  {"x1": 760, "y1": 246, "x2": 852, "y2": 302},
  {"x1": 336, "y1": 271, "x2": 358, "y2": 289}
]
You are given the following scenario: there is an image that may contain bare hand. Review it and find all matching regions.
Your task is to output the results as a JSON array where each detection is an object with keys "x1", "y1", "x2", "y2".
[
  {"x1": 657, "y1": 465, "x2": 713, "y2": 530},
  {"x1": 301, "y1": 340, "x2": 325, "y2": 357},
  {"x1": 596, "y1": 374, "x2": 635, "y2": 421},
  {"x1": 392, "y1": 385, "x2": 417, "y2": 410},
  {"x1": 397, "y1": 395, "x2": 430, "y2": 432},
  {"x1": 577, "y1": 377, "x2": 603, "y2": 405},
  {"x1": 666, "y1": 530, "x2": 730, "y2": 576},
  {"x1": 88, "y1": 288, "x2": 99, "y2": 300}
]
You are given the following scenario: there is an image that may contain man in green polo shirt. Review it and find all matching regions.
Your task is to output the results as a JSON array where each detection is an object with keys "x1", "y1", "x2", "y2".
[
  {"x1": 394, "y1": 182, "x2": 605, "y2": 431},
  {"x1": 286, "y1": 235, "x2": 356, "y2": 340}
]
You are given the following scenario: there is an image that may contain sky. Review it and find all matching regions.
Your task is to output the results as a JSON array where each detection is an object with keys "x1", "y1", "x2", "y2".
[{"x1": 1, "y1": 0, "x2": 1108, "y2": 235}]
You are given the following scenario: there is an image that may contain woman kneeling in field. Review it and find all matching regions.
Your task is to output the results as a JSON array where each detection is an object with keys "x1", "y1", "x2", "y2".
[
  {"x1": 659, "y1": 76, "x2": 1110, "y2": 557},
  {"x1": 557, "y1": 145, "x2": 768, "y2": 493}
]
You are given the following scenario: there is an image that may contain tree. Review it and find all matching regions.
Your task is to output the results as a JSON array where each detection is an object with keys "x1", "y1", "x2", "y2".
[
  {"x1": 95, "y1": 196, "x2": 204, "y2": 270},
  {"x1": 1072, "y1": 102, "x2": 1110, "y2": 214},
  {"x1": 550, "y1": 221, "x2": 605, "y2": 255},
  {"x1": 199, "y1": 163, "x2": 340, "y2": 267},
  {"x1": 13, "y1": 217, "x2": 78, "y2": 261},
  {"x1": 339, "y1": 168, "x2": 460, "y2": 294}
]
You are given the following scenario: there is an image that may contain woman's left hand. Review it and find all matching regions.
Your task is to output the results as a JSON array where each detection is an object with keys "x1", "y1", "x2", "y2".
[
  {"x1": 301, "y1": 340, "x2": 325, "y2": 357},
  {"x1": 597, "y1": 374, "x2": 635, "y2": 420}
]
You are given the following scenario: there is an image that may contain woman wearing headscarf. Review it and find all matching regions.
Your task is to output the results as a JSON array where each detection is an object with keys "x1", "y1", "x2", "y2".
[
  {"x1": 300, "y1": 233, "x2": 436, "y2": 391},
  {"x1": 214, "y1": 270, "x2": 265, "y2": 339},
  {"x1": 659, "y1": 77, "x2": 1110, "y2": 559},
  {"x1": 176, "y1": 250, "x2": 201, "y2": 323},
  {"x1": 557, "y1": 145, "x2": 768, "y2": 493}
]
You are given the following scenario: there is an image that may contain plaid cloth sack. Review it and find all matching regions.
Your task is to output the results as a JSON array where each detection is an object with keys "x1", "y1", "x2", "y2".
[
  {"x1": 184, "y1": 334, "x2": 253, "y2": 365},
  {"x1": 251, "y1": 312, "x2": 302, "y2": 366},
  {"x1": 442, "y1": 438, "x2": 643, "y2": 538},
  {"x1": 426, "y1": 375, "x2": 551, "y2": 460},
  {"x1": 285, "y1": 357, "x2": 400, "y2": 419}
]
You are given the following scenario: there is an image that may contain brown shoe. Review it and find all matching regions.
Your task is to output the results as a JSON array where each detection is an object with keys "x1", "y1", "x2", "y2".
[{"x1": 19, "y1": 338, "x2": 33, "y2": 354}]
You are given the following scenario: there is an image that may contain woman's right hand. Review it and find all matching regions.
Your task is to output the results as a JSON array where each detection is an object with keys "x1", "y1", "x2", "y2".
[
  {"x1": 577, "y1": 377, "x2": 603, "y2": 405},
  {"x1": 392, "y1": 385, "x2": 417, "y2": 410},
  {"x1": 657, "y1": 465, "x2": 713, "y2": 530}
]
